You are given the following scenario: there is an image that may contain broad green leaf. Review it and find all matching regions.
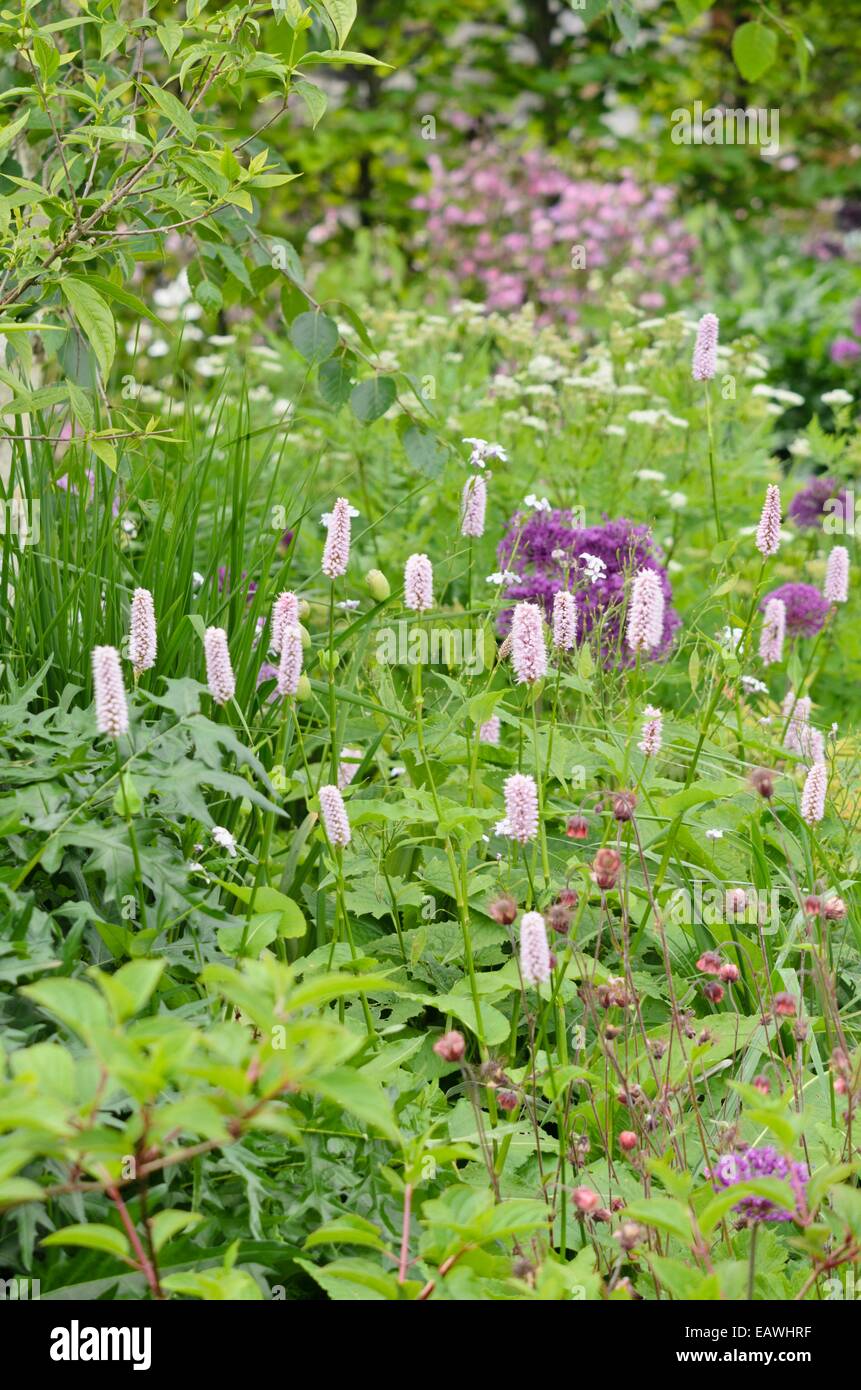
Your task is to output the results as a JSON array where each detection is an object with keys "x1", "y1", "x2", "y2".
[
  {"x1": 290, "y1": 310, "x2": 339, "y2": 364},
  {"x1": 318, "y1": 0, "x2": 357, "y2": 47},
  {"x1": 310, "y1": 1067, "x2": 400, "y2": 1142},
  {"x1": 350, "y1": 376, "x2": 396, "y2": 423},
  {"x1": 294, "y1": 78, "x2": 327, "y2": 128},
  {"x1": 61, "y1": 279, "x2": 115, "y2": 380},
  {"x1": 42, "y1": 1224, "x2": 132, "y2": 1260},
  {"x1": 213, "y1": 881, "x2": 306, "y2": 938},
  {"x1": 732, "y1": 22, "x2": 778, "y2": 81},
  {"x1": 145, "y1": 85, "x2": 197, "y2": 142}
]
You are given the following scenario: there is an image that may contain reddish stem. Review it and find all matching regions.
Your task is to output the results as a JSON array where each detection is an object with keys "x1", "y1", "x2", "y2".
[{"x1": 398, "y1": 1182, "x2": 413, "y2": 1284}]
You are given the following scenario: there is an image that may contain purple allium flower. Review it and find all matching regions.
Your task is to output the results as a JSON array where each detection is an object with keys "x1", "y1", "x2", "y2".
[
  {"x1": 129, "y1": 588, "x2": 156, "y2": 676},
  {"x1": 204, "y1": 626, "x2": 236, "y2": 705},
  {"x1": 338, "y1": 748, "x2": 362, "y2": 790},
  {"x1": 626, "y1": 569, "x2": 665, "y2": 653},
  {"x1": 461, "y1": 474, "x2": 487, "y2": 539},
  {"x1": 520, "y1": 911, "x2": 551, "y2": 986},
  {"x1": 479, "y1": 714, "x2": 501, "y2": 745},
  {"x1": 709, "y1": 1146, "x2": 808, "y2": 1223},
  {"x1": 497, "y1": 512, "x2": 678, "y2": 667},
  {"x1": 319, "y1": 784, "x2": 351, "y2": 847},
  {"x1": 692, "y1": 312, "x2": 719, "y2": 381},
  {"x1": 552, "y1": 590, "x2": 577, "y2": 651},
  {"x1": 504, "y1": 772, "x2": 539, "y2": 844},
  {"x1": 755, "y1": 484, "x2": 782, "y2": 558},
  {"x1": 638, "y1": 704, "x2": 663, "y2": 757},
  {"x1": 829, "y1": 336, "x2": 861, "y2": 365},
  {"x1": 511, "y1": 601, "x2": 548, "y2": 683},
  {"x1": 322, "y1": 497, "x2": 352, "y2": 579},
  {"x1": 404, "y1": 553, "x2": 433, "y2": 612},
  {"x1": 276, "y1": 624, "x2": 303, "y2": 697},
  {"x1": 92, "y1": 645, "x2": 129, "y2": 738},
  {"x1": 758, "y1": 597, "x2": 786, "y2": 666},
  {"x1": 824, "y1": 546, "x2": 849, "y2": 604},
  {"x1": 270, "y1": 591, "x2": 299, "y2": 655},
  {"x1": 788, "y1": 477, "x2": 848, "y2": 531},
  {"x1": 761, "y1": 583, "x2": 829, "y2": 639},
  {"x1": 801, "y1": 762, "x2": 827, "y2": 825}
]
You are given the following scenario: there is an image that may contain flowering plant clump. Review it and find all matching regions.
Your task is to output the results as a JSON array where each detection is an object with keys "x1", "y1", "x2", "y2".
[
  {"x1": 760, "y1": 583, "x2": 831, "y2": 639},
  {"x1": 497, "y1": 511, "x2": 679, "y2": 664},
  {"x1": 709, "y1": 1147, "x2": 809, "y2": 1223}
]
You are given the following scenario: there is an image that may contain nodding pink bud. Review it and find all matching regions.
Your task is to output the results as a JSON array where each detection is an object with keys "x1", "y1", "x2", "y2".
[
  {"x1": 276, "y1": 624, "x2": 303, "y2": 697},
  {"x1": 759, "y1": 597, "x2": 786, "y2": 665},
  {"x1": 129, "y1": 588, "x2": 156, "y2": 676},
  {"x1": 696, "y1": 951, "x2": 722, "y2": 975},
  {"x1": 460, "y1": 474, "x2": 487, "y2": 538},
  {"x1": 504, "y1": 772, "x2": 539, "y2": 843},
  {"x1": 511, "y1": 601, "x2": 548, "y2": 683},
  {"x1": 433, "y1": 1030, "x2": 465, "y2": 1062},
  {"x1": 703, "y1": 981, "x2": 724, "y2": 1004},
  {"x1": 804, "y1": 895, "x2": 822, "y2": 917},
  {"x1": 322, "y1": 497, "x2": 352, "y2": 579},
  {"x1": 750, "y1": 766, "x2": 775, "y2": 798},
  {"x1": 488, "y1": 893, "x2": 518, "y2": 925},
  {"x1": 626, "y1": 569, "x2": 664, "y2": 653},
  {"x1": 824, "y1": 545, "x2": 849, "y2": 604},
  {"x1": 519, "y1": 911, "x2": 551, "y2": 986},
  {"x1": 773, "y1": 991, "x2": 797, "y2": 1017},
  {"x1": 755, "y1": 484, "x2": 782, "y2": 558},
  {"x1": 801, "y1": 761, "x2": 827, "y2": 825},
  {"x1": 204, "y1": 627, "x2": 236, "y2": 705},
  {"x1": 753, "y1": 1075, "x2": 770, "y2": 1096},
  {"x1": 638, "y1": 704, "x2": 663, "y2": 757},
  {"x1": 498, "y1": 1089, "x2": 519, "y2": 1112},
  {"x1": 270, "y1": 591, "x2": 299, "y2": 654},
  {"x1": 719, "y1": 962, "x2": 740, "y2": 982},
  {"x1": 479, "y1": 714, "x2": 501, "y2": 745},
  {"x1": 318, "y1": 783, "x2": 351, "y2": 847},
  {"x1": 566, "y1": 815, "x2": 588, "y2": 839},
  {"x1": 692, "y1": 312, "x2": 719, "y2": 381},
  {"x1": 823, "y1": 896, "x2": 847, "y2": 921},
  {"x1": 551, "y1": 590, "x2": 577, "y2": 651},
  {"x1": 783, "y1": 692, "x2": 812, "y2": 754},
  {"x1": 92, "y1": 645, "x2": 129, "y2": 737},
  {"x1": 337, "y1": 748, "x2": 362, "y2": 790},
  {"x1": 404, "y1": 552, "x2": 433, "y2": 612},
  {"x1": 572, "y1": 1186, "x2": 600, "y2": 1213},
  {"x1": 618, "y1": 1131, "x2": 638, "y2": 1152}
]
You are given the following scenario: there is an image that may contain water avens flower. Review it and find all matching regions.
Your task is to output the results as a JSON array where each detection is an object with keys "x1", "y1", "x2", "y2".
[
  {"x1": 270, "y1": 591, "x2": 299, "y2": 654},
  {"x1": 520, "y1": 911, "x2": 551, "y2": 986},
  {"x1": 404, "y1": 553, "x2": 433, "y2": 612},
  {"x1": 129, "y1": 588, "x2": 156, "y2": 676},
  {"x1": 692, "y1": 312, "x2": 719, "y2": 381},
  {"x1": 551, "y1": 590, "x2": 577, "y2": 651},
  {"x1": 504, "y1": 772, "x2": 539, "y2": 843},
  {"x1": 824, "y1": 546, "x2": 849, "y2": 603},
  {"x1": 762, "y1": 583, "x2": 829, "y2": 639},
  {"x1": 338, "y1": 748, "x2": 362, "y2": 790},
  {"x1": 638, "y1": 704, "x2": 663, "y2": 757},
  {"x1": 626, "y1": 568, "x2": 665, "y2": 653},
  {"x1": 92, "y1": 645, "x2": 129, "y2": 738},
  {"x1": 758, "y1": 597, "x2": 786, "y2": 665},
  {"x1": 276, "y1": 624, "x2": 303, "y2": 697},
  {"x1": 460, "y1": 474, "x2": 487, "y2": 538},
  {"x1": 318, "y1": 784, "x2": 351, "y2": 847},
  {"x1": 511, "y1": 601, "x2": 548, "y2": 682},
  {"x1": 322, "y1": 496, "x2": 352, "y2": 579},
  {"x1": 755, "y1": 484, "x2": 782, "y2": 558},
  {"x1": 204, "y1": 627, "x2": 236, "y2": 705},
  {"x1": 801, "y1": 762, "x2": 827, "y2": 825}
]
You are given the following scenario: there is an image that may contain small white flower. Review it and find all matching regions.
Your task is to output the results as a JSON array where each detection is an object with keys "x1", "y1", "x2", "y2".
[
  {"x1": 494, "y1": 817, "x2": 512, "y2": 837},
  {"x1": 486, "y1": 570, "x2": 520, "y2": 586},
  {"x1": 821, "y1": 389, "x2": 853, "y2": 406},
  {"x1": 667, "y1": 491, "x2": 687, "y2": 509},
  {"x1": 635, "y1": 469, "x2": 666, "y2": 482},
  {"x1": 337, "y1": 599, "x2": 360, "y2": 611},
  {"x1": 211, "y1": 825, "x2": 237, "y2": 857},
  {"x1": 551, "y1": 548, "x2": 567, "y2": 562},
  {"x1": 580, "y1": 553, "x2": 607, "y2": 584},
  {"x1": 192, "y1": 571, "x2": 205, "y2": 591},
  {"x1": 524, "y1": 493, "x2": 552, "y2": 512},
  {"x1": 603, "y1": 424, "x2": 627, "y2": 437},
  {"x1": 788, "y1": 437, "x2": 812, "y2": 458},
  {"x1": 704, "y1": 828, "x2": 724, "y2": 841},
  {"x1": 741, "y1": 675, "x2": 768, "y2": 695},
  {"x1": 720, "y1": 626, "x2": 744, "y2": 653}
]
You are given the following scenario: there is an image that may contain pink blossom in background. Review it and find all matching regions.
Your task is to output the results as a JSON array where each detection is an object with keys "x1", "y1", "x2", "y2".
[
  {"x1": 759, "y1": 597, "x2": 786, "y2": 666},
  {"x1": 92, "y1": 645, "x2": 129, "y2": 738},
  {"x1": 520, "y1": 911, "x2": 551, "y2": 986},
  {"x1": 504, "y1": 773, "x2": 539, "y2": 843},
  {"x1": 511, "y1": 601, "x2": 548, "y2": 683},
  {"x1": 755, "y1": 484, "x2": 782, "y2": 558}
]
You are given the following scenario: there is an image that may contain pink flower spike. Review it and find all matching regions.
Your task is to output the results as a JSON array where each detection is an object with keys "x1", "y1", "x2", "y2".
[
  {"x1": 520, "y1": 911, "x2": 551, "y2": 986},
  {"x1": 270, "y1": 591, "x2": 299, "y2": 654},
  {"x1": 276, "y1": 624, "x2": 303, "y2": 697},
  {"x1": 638, "y1": 704, "x2": 663, "y2": 757},
  {"x1": 204, "y1": 626, "x2": 236, "y2": 705},
  {"x1": 479, "y1": 714, "x2": 501, "y2": 746},
  {"x1": 801, "y1": 762, "x2": 827, "y2": 825},
  {"x1": 319, "y1": 783, "x2": 351, "y2": 847},
  {"x1": 755, "y1": 484, "x2": 782, "y2": 558},
  {"x1": 460, "y1": 474, "x2": 487, "y2": 538},
  {"x1": 783, "y1": 691, "x2": 812, "y2": 754},
  {"x1": 511, "y1": 601, "x2": 548, "y2": 682},
  {"x1": 758, "y1": 597, "x2": 786, "y2": 666},
  {"x1": 129, "y1": 587, "x2": 157, "y2": 676},
  {"x1": 338, "y1": 748, "x2": 362, "y2": 790},
  {"x1": 552, "y1": 590, "x2": 577, "y2": 651},
  {"x1": 92, "y1": 645, "x2": 129, "y2": 738},
  {"x1": 824, "y1": 546, "x2": 849, "y2": 604},
  {"x1": 504, "y1": 772, "x2": 539, "y2": 843},
  {"x1": 626, "y1": 569, "x2": 664, "y2": 653},
  {"x1": 692, "y1": 312, "x2": 719, "y2": 381},
  {"x1": 322, "y1": 497, "x2": 352, "y2": 579},
  {"x1": 404, "y1": 553, "x2": 434, "y2": 612}
]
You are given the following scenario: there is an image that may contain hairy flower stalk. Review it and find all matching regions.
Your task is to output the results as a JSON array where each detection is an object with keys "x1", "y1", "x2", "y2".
[
  {"x1": 758, "y1": 597, "x2": 786, "y2": 666},
  {"x1": 461, "y1": 474, "x2": 487, "y2": 538},
  {"x1": 626, "y1": 569, "x2": 665, "y2": 653},
  {"x1": 511, "y1": 601, "x2": 548, "y2": 682},
  {"x1": 801, "y1": 761, "x2": 827, "y2": 825},
  {"x1": 204, "y1": 627, "x2": 236, "y2": 706},
  {"x1": 638, "y1": 704, "x2": 663, "y2": 757},
  {"x1": 92, "y1": 645, "x2": 129, "y2": 737},
  {"x1": 824, "y1": 545, "x2": 849, "y2": 604},
  {"x1": 276, "y1": 624, "x2": 303, "y2": 698},
  {"x1": 504, "y1": 773, "x2": 539, "y2": 843},
  {"x1": 755, "y1": 484, "x2": 782, "y2": 558},
  {"x1": 520, "y1": 911, "x2": 551, "y2": 986},
  {"x1": 322, "y1": 497, "x2": 352, "y2": 579},
  {"x1": 691, "y1": 312, "x2": 719, "y2": 381},
  {"x1": 270, "y1": 591, "x2": 299, "y2": 654},
  {"x1": 552, "y1": 590, "x2": 577, "y2": 651},
  {"x1": 318, "y1": 784, "x2": 352, "y2": 847},
  {"x1": 404, "y1": 553, "x2": 434, "y2": 612},
  {"x1": 128, "y1": 588, "x2": 156, "y2": 677}
]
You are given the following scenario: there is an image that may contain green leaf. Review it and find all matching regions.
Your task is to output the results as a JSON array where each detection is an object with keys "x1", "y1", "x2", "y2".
[
  {"x1": 0, "y1": 111, "x2": 30, "y2": 156},
  {"x1": 294, "y1": 78, "x2": 328, "y2": 128},
  {"x1": 21, "y1": 978, "x2": 111, "y2": 1039},
  {"x1": 213, "y1": 881, "x2": 306, "y2": 938},
  {"x1": 317, "y1": 0, "x2": 357, "y2": 47},
  {"x1": 100, "y1": 20, "x2": 128, "y2": 59},
  {"x1": 675, "y1": 0, "x2": 711, "y2": 24},
  {"x1": 145, "y1": 85, "x2": 197, "y2": 142},
  {"x1": 623, "y1": 1197, "x2": 694, "y2": 1246},
  {"x1": 61, "y1": 279, "x2": 115, "y2": 381},
  {"x1": 156, "y1": 23, "x2": 184, "y2": 60},
  {"x1": 350, "y1": 376, "x2": 396, "y2": 423},
  {"x1": 310, "y1": 1067, "x2": 400, "y2": 1142},
  {"x1": 299, "y1": 50, "x2": 392, "y2": 68},
  {"x1": 400, "y1": 424, "x2": 448, "y2": 477},
  {"x1": 149, "y1": 1209, "x2": 204, "y2": 1252},
  {"x1": 732, "y1": 22, "x2": 778, "y2": 82},
  {"x1": 78, "y1": 272, "x2": 167, "y2": 330},
  {"x1": 42, "y1": 1224, "x2": 132, "y2": 1260},
  {"x1": 290, "y1": 310, "x2": 339, "y2": 364},
  {"x1": 304, "y1": 1214, "x2": 386, "y2": 1251},
  {"x1": 318, "y1": 356, "x2": 354, "y2": 409}
]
